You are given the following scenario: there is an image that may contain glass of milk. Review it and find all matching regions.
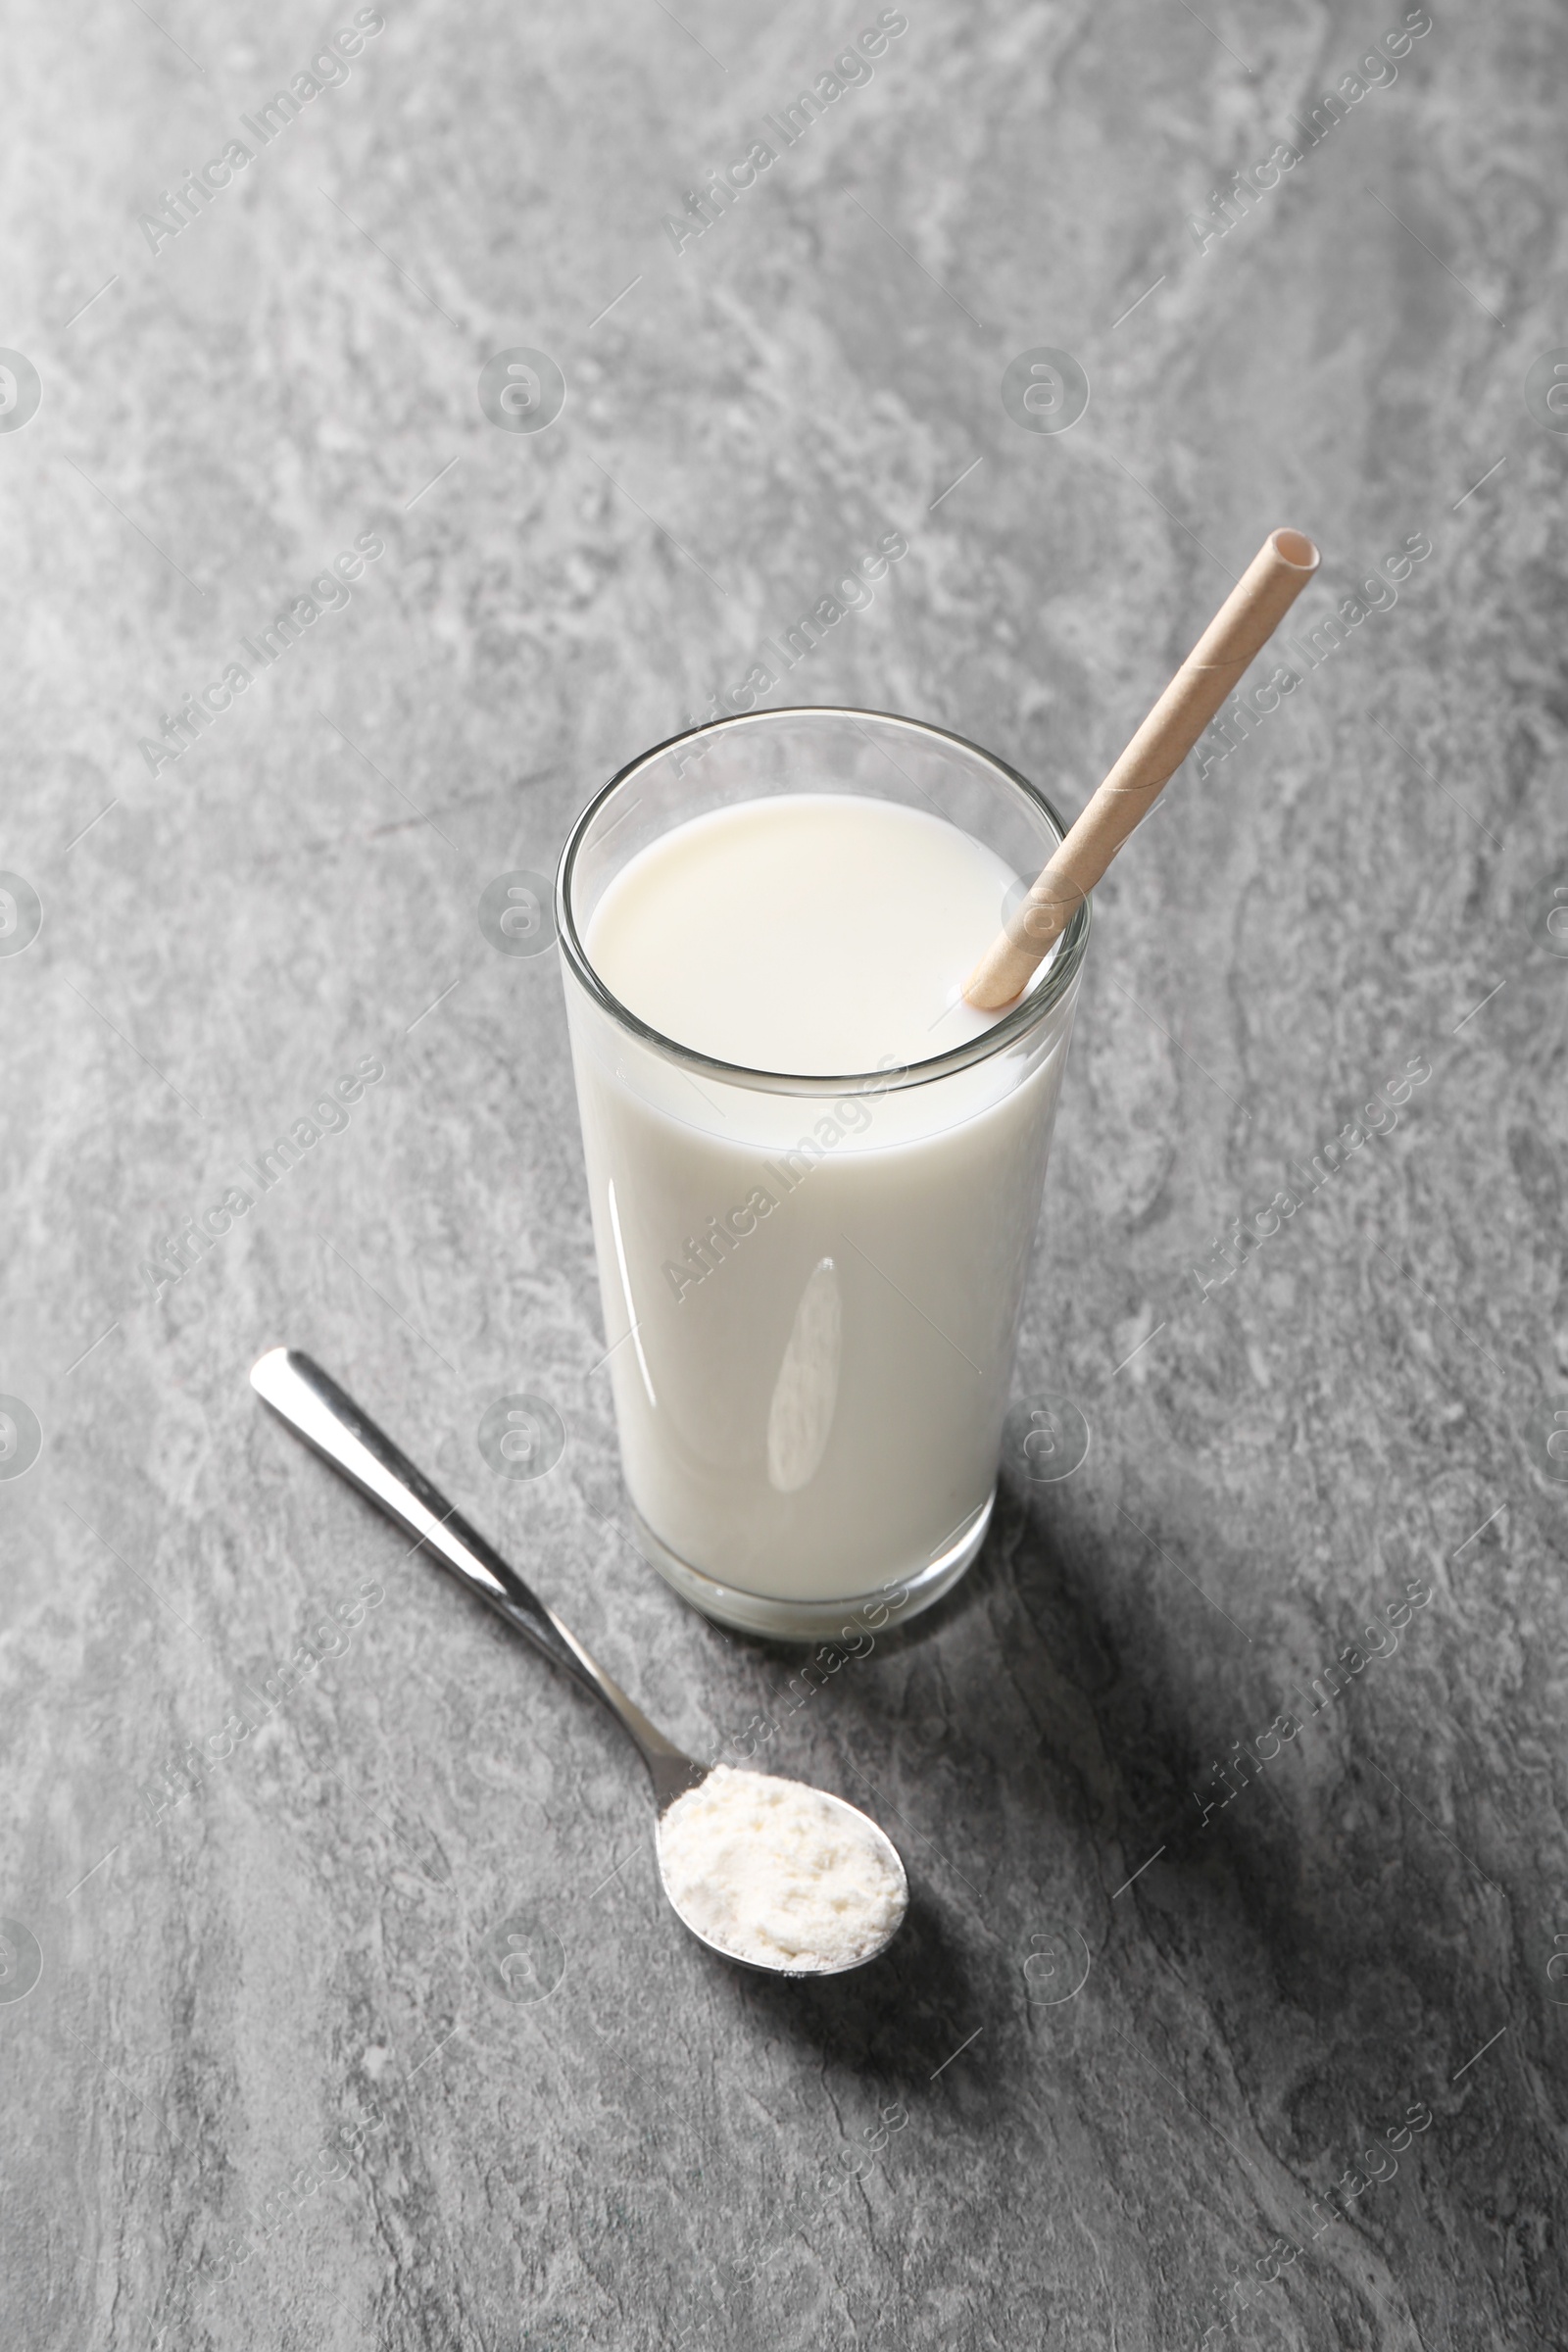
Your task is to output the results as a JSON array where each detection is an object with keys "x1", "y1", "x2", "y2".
[{"x1": 556, "y1": 708, "x2": 1089, "y2": 1640}]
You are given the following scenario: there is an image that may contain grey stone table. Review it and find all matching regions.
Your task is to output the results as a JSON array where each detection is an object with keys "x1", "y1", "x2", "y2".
[{"x1": 3, "y1": 0, "x2": 1565, "y2": 2344}]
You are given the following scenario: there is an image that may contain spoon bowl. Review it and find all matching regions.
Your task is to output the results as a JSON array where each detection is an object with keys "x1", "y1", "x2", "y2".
[
  {"x1": 656, "y1": 1783, "x2": 908, "y2": 1977},
  {"x1": 249, "y1": 1348, "x2": 908, "y2": 1977}
]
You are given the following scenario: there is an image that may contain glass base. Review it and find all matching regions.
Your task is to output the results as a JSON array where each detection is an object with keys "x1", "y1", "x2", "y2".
[{"x1": 626, "y1": 1489, "x2": 995, "y2": 1642}]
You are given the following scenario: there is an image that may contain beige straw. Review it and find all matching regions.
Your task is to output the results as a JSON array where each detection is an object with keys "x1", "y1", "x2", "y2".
[{"x1": 963, "y1": 527, "x2": 1321, "y2": 1009}]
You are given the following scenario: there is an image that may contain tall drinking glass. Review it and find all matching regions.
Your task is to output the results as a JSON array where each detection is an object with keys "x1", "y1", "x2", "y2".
[{"x1": 556, "y1": 708, "x2": 1089, "y2": 1640}]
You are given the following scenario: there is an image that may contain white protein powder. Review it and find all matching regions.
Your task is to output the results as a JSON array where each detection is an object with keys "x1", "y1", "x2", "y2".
[{"x1": 658, "y1": 1765, "x2": 907, "y2": 1972}]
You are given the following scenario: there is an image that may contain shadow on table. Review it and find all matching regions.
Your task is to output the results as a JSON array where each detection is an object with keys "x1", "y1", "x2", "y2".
[
  {"x1": 927, "y1": 1462, "x2": 1280, "y2": 1844},
  {"x1": 725, "y1": 1879, "x2": 985, "y2": 2092},
  {"x1": 827, "y1": 1467, "x2": 1353, "y2": 1947},
  {"x1": 709, "y1": 1460, "x2": 1409, "y2": 2112},
  {"x1": 895, "y1": 1466, "x2": 1422, "y2": 2018}
]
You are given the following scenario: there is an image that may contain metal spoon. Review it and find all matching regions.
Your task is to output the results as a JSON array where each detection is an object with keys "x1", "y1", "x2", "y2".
[{"x1": 249, "y1": 1348, "x2": 908, "y2": 1976}]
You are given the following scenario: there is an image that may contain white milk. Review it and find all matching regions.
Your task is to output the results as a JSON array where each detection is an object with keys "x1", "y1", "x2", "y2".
[{"x1": 564, "y1": 794, "x2": 1079, "y2": 1615}]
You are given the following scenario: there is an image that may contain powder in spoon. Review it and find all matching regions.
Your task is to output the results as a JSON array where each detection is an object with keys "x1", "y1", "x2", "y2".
[{"x1": 659, "y1": 1765, "x2": 907, "y2": 1973}]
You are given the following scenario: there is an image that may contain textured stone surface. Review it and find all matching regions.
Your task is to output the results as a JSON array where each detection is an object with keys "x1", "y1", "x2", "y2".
[{"x1": 2, "y1": 0, "x2": 1565, "y2": 2345}]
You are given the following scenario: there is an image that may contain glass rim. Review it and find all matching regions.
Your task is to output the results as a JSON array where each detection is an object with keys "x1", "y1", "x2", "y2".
[{"x1": 554, "y1": 704, "x2": 1091, "y2": 1098}]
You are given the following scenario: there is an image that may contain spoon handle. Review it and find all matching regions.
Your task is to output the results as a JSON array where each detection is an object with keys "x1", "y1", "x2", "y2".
[{"x1": 249, "y1": 1348, "x2": 694, "y2": 1791}]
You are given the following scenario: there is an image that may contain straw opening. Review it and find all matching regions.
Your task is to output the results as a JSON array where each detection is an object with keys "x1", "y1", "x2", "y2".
[{"x1": 1272, "y1": 527, "x2": 1320, "y2": 571}]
